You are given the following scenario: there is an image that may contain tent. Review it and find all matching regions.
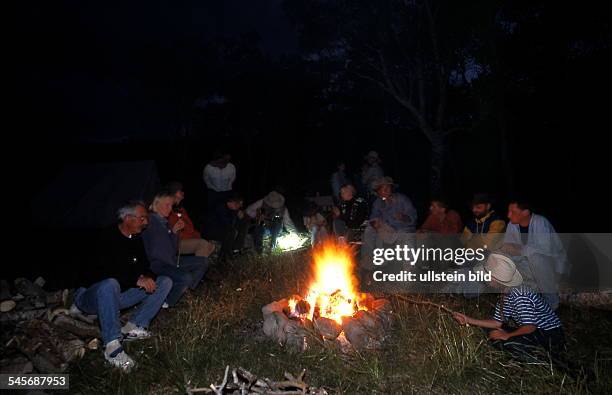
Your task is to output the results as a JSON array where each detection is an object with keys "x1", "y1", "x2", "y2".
[{"x1": 31, "y1": 160, "x2": 161, "y2": 229}]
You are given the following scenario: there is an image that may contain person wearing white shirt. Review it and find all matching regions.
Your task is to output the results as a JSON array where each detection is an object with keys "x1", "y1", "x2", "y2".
[{"x1": 203, "y1": 153, "x2": 236, "y2": 212}]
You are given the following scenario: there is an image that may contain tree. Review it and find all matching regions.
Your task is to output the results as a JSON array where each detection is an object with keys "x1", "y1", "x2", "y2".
[{"x1": 284, "y1": 0, "x2": 492, "y2": 194}]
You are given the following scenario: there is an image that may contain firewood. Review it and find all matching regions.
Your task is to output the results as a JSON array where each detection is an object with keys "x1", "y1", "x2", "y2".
[
  {"x1": 0, "y1": 356, "x2": 34, "y2": 374},
  {"x1": 313, "y1": 317, "x2": 341, "y2": 340},
  {"x1": 14, "y1": 278, "x2": 47, "y2": 301},
  {"x1": 0, "y1": 300, "x2": 16, "y2": 313},
  {"x1": 52, "y1": 314, "x2": 101, "y2": 338},
  {"x1": 0, "y1": 308, "x2": 47, "y2": 323},
  {"x1": 262, "y1": 299, "x2": 289, "y2": 316}
]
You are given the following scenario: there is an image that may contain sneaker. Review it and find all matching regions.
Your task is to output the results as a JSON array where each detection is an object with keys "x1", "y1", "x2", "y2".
[
  {"x1": 104, "y1": 340, "x2": 135, "y2": 372},
  {"x1": 121, "y1": 322, "x2": 152, "y2": 341},
  {"x1": 162, "y1": 302, "x2": 169, "y2": 309}
]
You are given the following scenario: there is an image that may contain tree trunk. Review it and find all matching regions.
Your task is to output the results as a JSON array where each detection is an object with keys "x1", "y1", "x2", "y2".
[{"x1": 429, "y1": 133, "x2": 448, "y2": 197}]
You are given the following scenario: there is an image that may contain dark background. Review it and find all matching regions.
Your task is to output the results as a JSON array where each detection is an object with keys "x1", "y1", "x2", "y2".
[{"x1": 10, "y1": 0, "x2": 611, "y2": 288}]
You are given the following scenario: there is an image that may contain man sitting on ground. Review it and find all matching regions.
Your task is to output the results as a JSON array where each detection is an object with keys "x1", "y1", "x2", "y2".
[
  {"x1": 461, "y1": 193, "x2": 506, "y2": 251},
  {"x1": 143, "y1": 191, "x2": 209, "y2": 307},
  {"x1": 332, "y1": 184, "x2": 368, "y2": 243},
  {"x1": 71, "y1": 201, "x2": 172, "y2": 371},
  {"x1": 360, "y1": 177, "x2": 417, "y2": 269},
  {"x1": 501, "y1": 198, "x2": 567, "y2": 310}
]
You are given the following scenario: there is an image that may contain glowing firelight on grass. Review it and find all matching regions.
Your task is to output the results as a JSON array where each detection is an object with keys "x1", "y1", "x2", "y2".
[
  {"x1": 276, "y1": 233, "x2": 309, "y2": 251},
  {"x1": 289, "y1": 239, "x2": 366, "y2": 324}
]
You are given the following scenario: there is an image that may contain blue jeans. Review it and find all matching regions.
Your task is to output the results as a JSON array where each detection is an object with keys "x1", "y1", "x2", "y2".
[
  {"x1": 153, "y1": 256, "x2": 209, "y2": 306},
  {"x1": 74, "y1": 276, "x2": 172, "y2": 345},
  {"x1": 254, "y1": 220, "x2": 283, "y2": 253}
]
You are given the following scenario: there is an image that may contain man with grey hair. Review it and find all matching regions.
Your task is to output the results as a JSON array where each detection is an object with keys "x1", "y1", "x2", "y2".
[{"x1": 71, "y1": 200, "x2": 172, "y2": 372}]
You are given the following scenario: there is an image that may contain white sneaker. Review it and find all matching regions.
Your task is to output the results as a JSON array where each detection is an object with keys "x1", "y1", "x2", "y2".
[
  {"x1": 121, "y1": 322, "x2": 152, "y2": 341},
  {"x1": 162, "y1": 302, "x2": 169, "y2": 309},
  {"x1": 104, "y1": 340, "x2": 135, "y2": 372}
]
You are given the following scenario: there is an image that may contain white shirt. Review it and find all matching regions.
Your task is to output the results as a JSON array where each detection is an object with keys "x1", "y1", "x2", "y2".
[{"x1": 203, "y1": 163, "x2": 236, "y2": 192}]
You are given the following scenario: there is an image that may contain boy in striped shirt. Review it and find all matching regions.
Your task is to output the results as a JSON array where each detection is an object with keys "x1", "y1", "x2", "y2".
[{"x1": 453, "y1": 254, "x2": 564, "y2": 356}]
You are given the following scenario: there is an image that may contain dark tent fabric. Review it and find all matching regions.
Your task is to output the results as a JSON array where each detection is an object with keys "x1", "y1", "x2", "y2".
[{"x1": 31, "y1": 161, "x2": 161, "y2": 229}]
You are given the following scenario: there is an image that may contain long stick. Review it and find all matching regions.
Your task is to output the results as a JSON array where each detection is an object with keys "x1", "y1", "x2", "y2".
[{"x1": 393, "y1": 294, "x2": 456, "y2": 315}]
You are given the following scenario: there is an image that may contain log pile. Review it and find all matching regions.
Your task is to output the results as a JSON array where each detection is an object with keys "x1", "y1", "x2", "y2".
[
  {"x1": 0, "y1": 277, "x2": 100, "y2": 374},
  {"x1": 261, "y1": 294, "x2": 393, "y2": 352},
  {"x1": 186, "y1": 366, "x2": 328, "y2": 395}
]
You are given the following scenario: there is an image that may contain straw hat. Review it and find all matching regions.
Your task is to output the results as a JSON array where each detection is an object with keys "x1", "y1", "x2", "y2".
[{"x1": 484, "y1": 253, "x2": 523, "y2": 287}]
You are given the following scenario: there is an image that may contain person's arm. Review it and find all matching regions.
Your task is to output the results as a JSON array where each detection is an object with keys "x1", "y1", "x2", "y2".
[
  {"x1": 246, "y1": 199, "x2": 263, "y2": 219},
  {"x1": 228, "y1": 163, "x2": 236, "y2": 189},
  {"x1": 453, "y1": 312, "x2": 502, "y2": 329},
  {"x1": 283, "y1": 208, "x2": 297, "y2": 233},
  {"x1": 142, "y1": 221, "x2": 177, "y2": 271},
  {"x1": 203, "y1": 165, "x2": 215, "y2": 190},
  {"x1": 490, "y1": 324, "x2": 537, "y2": 340}
]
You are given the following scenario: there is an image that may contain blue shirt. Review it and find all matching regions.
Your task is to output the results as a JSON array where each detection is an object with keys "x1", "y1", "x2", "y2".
[
  {"x1": 370, "y1": 192, "x2": 417, "y2": 232},
  {"x1": 493, "y1": 286, "x2": 562, "y2": 331},
  {"x1": 142, "y1": 213, "x2": 179, "y2": 272}
]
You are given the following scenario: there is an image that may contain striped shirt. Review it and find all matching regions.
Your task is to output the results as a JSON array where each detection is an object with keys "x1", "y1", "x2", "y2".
[{"x1": 492, "y1": 286, "x2": 562, "y2": 331}]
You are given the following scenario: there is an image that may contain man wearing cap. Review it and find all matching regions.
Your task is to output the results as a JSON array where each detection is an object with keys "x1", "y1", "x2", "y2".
[
  {"x1": 360, "y1": 176, "x2": 417, "y2": 269},
  {"x1": 501, "y1": 198, "x2": 567, "y2": 310},
  {"x1": 246, "y1": 190, "x2": 297, "y2": 253},
  {"x1": 453, "y1": 253, "x2": 564, "y2": 358},
  {"x1": 461, "y1": 193, "x2": 506, "y2": 251}
]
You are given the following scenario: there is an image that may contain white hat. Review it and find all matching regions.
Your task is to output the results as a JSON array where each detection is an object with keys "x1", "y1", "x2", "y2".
[
  {"x1": 484, "y1": 253, "x2": 523, "y2": 287},
  {"x1": 263, "y1": 191, "x2": 285, "y2": 209}
]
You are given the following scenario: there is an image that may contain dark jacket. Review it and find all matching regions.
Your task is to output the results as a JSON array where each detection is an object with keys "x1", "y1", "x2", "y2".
[
  {"x1": 142, "y1": 213, "x2": 179, "y2": 273},
  {"x1": 92, "y1": 225, "x2": 155, "y2": 290},
  {"x1": 338, "y1": 197, "x2": 368, "y2": 229}
]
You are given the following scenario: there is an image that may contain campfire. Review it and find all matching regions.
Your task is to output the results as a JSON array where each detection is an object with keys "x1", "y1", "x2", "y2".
[{"x1": 262, "y1": 240, "x2": 392, "y2": 351}]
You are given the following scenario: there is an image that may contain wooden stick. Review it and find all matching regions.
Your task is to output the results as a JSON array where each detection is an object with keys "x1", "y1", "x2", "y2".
[{"x1": 393, "y1": 294, "x2": 456, "y2": 314}]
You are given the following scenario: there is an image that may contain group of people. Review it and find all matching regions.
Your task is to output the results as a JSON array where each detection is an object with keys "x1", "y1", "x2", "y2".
[
  {"x1": 327, "y1": 151, "x2": 567, "y2": 360},
  {"x1": 73, "y1": 149, "x2": 568, "y2": 371},
  {"x1": 70, "y1": 172, "x2": 303, "y2": 371}
]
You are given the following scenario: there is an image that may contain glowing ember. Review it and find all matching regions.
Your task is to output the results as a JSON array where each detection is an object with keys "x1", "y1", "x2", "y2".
[{"x1": 290, "y1": 240, "x2": 366, "y2": 324}]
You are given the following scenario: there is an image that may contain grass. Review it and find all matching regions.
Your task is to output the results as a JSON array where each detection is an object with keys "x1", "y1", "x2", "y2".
[{"x1": 69, "y1": 250, "x2": 612, "y2": 394}]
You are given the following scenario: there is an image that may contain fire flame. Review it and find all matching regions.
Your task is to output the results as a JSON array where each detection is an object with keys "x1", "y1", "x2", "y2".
[{"x1": 290, "y1": 240, "x2": 366, "y2": 324}]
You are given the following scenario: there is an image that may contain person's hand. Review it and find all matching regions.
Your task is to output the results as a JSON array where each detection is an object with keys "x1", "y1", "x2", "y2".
[
  {"x1": 172, "y1": 219, "x2": 185, "y2": 234},
  {"x1": 136, "y1": 276, "x2": 157, "y2": 293},
  {"x1": 332, "y1": 206, "x2": 341, "y2": 217},
  {"x1": 488, "y1": 329, "x2": 510, "y2": 341},
  {"x1": 453, "y1": 312, "x2": 470, "y2": 326}
]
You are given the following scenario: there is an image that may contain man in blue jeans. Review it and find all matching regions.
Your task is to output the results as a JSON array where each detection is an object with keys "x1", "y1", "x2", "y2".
[
  {"x1": 143, "y1": 191, "x2": 209, "y2": 306},
  {"x1": 72, "y1": 201, "x2": 172, "y2": 372}
]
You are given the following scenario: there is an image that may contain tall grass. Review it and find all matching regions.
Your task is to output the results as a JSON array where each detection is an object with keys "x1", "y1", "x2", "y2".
[{"x1": 69, "y1": 251, "x2": 611, "y2": 394}]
